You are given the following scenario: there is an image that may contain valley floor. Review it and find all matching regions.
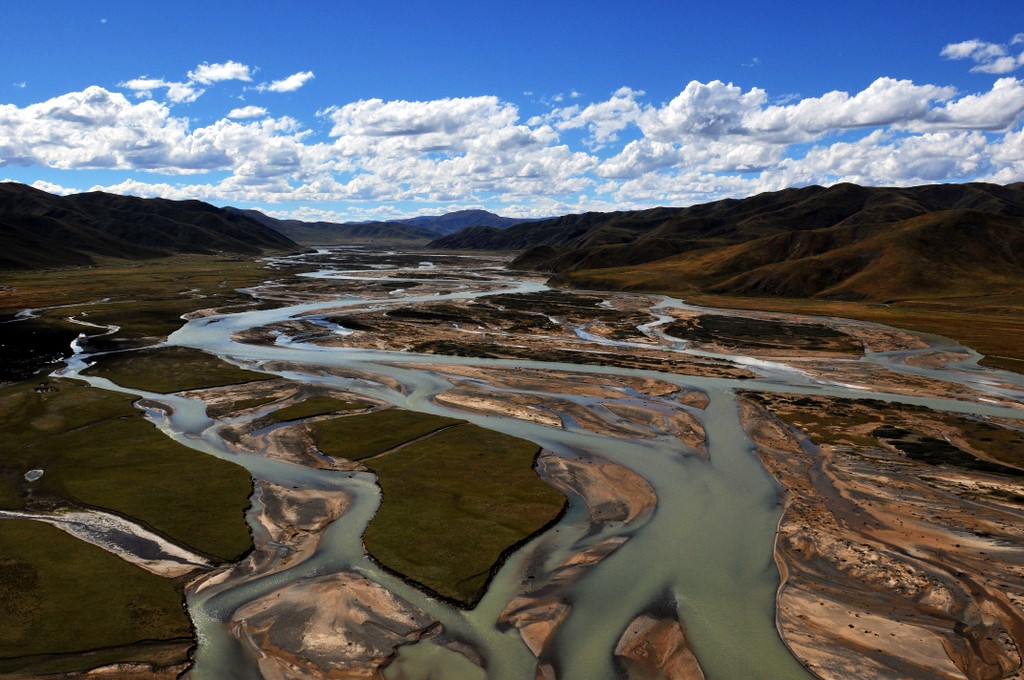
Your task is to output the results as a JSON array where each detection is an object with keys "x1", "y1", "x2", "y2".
[{"x1": 1, "y1": 249, "x2": 1022, "y2": 679}]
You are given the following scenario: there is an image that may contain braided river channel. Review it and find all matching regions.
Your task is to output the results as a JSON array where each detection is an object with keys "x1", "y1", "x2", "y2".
[{"x1": 59, "y1": 249, "x2": 1024, "y2": 679}]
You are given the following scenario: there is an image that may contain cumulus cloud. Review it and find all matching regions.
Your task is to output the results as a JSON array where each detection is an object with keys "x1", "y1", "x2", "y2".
[
  {"x1": 913, "y1": 77, "x2": 1024, "y2": 131},
  {"x1": 640, "y1": 80, "x2": 768, "y2": 140},
  {"x1": 188, "y1": 61, "x2": 253, "y2": 84},
  {"x1": 748, "y1": 78, "x2": 957, "y2": 140},
  {"x1": 637, "y1": 78, "x2": 964, "y2": 144},
  {"x1": 5, "y1": 67, "x2": 1024, "y2": 215},
  {"x1": 326, "y1": 96, "x2": 519, "y2": 150},
  {"x1": 0, "y1": 86, "x2": 315, "y2": 178},
  {"x1": 773, "y1": 129, "x2": 992, "y2": 187},
  {"x1": 227, "y1": 105, "x2": 269, "y2": 119},
  {"x1": 120, "y1": 60, "x2": 258, "y2": 104},
  {"x1": 312, "y1": 95, "x2": 597, "y2": 202},
  {"x1": 26, "y1": 179, "x2": 78, "y2": 195},
  {"x1": 120, "y1": 77, "x2": 204, "y2": 103},
  {"x1": 540, "y1": 87, "x2": 644, "y2": 147},
  {"x1": 942, "y1": 34, "x2": 1024, "y2": 74},
  {"x1": 259, "y1": 71, "x2": 315, "y2": 93}
]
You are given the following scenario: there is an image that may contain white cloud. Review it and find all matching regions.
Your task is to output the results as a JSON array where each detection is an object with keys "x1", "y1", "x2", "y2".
[
  {"x1": 120, "y1": 61, "x2": 259, "y2": 104},
  {"x1": 326, "y1": 96, "x2": 520, "y2": 153},
  {"x1": 941, "y1": 34, "x2": 1024, "y2": 74},
  {"x1": 13, "y1": 81, "x2": 26, "y2": 89},
  {"x1": 1, "y1": 87, "x2": 197, "y2": 170},
  {"x1": 640, "y1": 80, "x2": 768, "y2": 141},
  {"x1": 5, "y1": 67, "x2": 1024, "y2": 215},
  {"x1": 749, "y1": 78, "x2": 956, "y2": 140},
  {"x1": 227, "y1": 105, "x2": 269, "y2": 119},
  {"x1": 29, "y1": 179, "x2": 78, "y2": 195},
  {"x1": 0, "y1": 86, "x2": 317, "y2": 179},
  {"x1": 120, "y1": 77, "x2": 165, "y2": 93},
  {"x1": 120, "y1": 76, "x2": 205, "y2": 103},
  {"x1": 165, "y1": 81, "x2": 205, "y2": 104},
  {"x1": 637, "y1": 78, "x2": 960, "y2": 145},
  {"x1": 776, "y1": 129, "x2": 992, "y2": 187},
  {"x1": 941, "y1": 39, "x2": 1004, "y2": 61},
  {"x1": 188, "y1": 61, "x2": 253, "y2": 84},
  {"x1": 312, "y1": 95, "x2": 598, "y2": 203},
  {"x1": 912, "y1": 77, "x2": 1024, "y2": 131},
  {"x1": 597, "y1": 139, "x2": 683, "y2": 178},
  {"x1": 543, "y1": 86, "x2": 644, "y2": 147},
  {"x1": 260, "y1": 71, "x2": 315, "y2": 93}
]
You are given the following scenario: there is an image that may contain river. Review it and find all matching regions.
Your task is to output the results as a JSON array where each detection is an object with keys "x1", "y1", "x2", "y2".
[{"x1": 58, "y1": 248, "x2": 1024, "y2": 679}]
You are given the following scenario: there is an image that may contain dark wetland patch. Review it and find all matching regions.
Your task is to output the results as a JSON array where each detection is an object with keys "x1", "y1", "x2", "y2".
[
  {"x1": 664, "y1": 313, "x2": 863, "y2": 355},
  {"x1": 872, "y1": 428, "x2": 1024, "y2": 477},
  {"x1": 0, "y1": 318, "x2": 80, "y2": 383}
]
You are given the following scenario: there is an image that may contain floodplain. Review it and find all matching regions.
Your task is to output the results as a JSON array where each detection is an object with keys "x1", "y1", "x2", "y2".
[{"x1": 0, "y1": 248, "x2": 1022, "y2": 680}]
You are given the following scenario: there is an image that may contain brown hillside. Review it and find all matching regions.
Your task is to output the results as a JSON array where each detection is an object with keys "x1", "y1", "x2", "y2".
[
  {"x1": 0, "y1": 183, "x2": 299, "y2": 269},
  {"x1": 556, "y1": 210, "x2": 1024, "y2": 302}
]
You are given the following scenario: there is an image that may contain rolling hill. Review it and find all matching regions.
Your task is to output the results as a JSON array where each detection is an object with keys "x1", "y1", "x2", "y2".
[
  {"x1": 0, "y1": 183, "x2": 300, "y2": 269},
  {"x1": 430, "y1": 182, "x2": 1024, "y2": 303}
]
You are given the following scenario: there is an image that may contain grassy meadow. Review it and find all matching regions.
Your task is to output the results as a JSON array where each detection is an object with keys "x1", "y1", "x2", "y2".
[
  {"x1": 84, "y1": 346, "x2": 269, "y2": 393},
  {"x1": 0, "y1": 255, "x2": 299, "y2": 350},
  {"x1": 685, "y1": 293, "x2": 1024, "y2": 374},
  {"x1": 0, "y1": 256, "x2": 278, "y2": 672},
  {"x1": 301, "y1": 408, "x2": 565, "y2": 604},
  {"x1": 311, "y1": 409, "x2": 464, "y2": 460},
  {"x1": 0, "y1": 378, "x2": 253, "y2": 560},
  {"x1": 558, "y1": 258, "x2": 1024, "y2": 374},
  {"x1": 357, "y1": 413, "x2": 565, "y2": 604},
  {"x1": 264, "y1": 395, "x2": 370, "y2": 423},
  {"x1": 0, "y1": 376, "x2": 254, "y2": 674},
  {"x1": 0, "y1": 520, "x2": 192, "y2": 673}
]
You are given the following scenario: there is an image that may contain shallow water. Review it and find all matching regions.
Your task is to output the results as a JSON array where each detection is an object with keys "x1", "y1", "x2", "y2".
[{"x1": 57, "y1": 250, "x2": 1024, "y2": 679}]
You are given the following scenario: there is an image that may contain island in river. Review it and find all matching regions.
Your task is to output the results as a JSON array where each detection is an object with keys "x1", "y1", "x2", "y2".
[{"x1": 0, "y1": 244, "x2": 1022, "y2": 680}]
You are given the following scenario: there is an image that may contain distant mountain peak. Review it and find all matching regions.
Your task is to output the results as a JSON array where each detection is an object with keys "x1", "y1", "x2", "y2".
[{"x1": 232, "y1": 206, "x2": 537, "y2": 244}]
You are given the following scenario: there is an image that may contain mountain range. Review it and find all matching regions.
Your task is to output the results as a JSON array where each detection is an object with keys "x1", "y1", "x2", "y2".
[
  {"x1": 228, "y1": 207, "x2": 532, "y2": 245},
  {"x1": 0, "y1": 183, "x2": 298, "y2": 269},
  {"x1": 0, "y1": 184, "x2": 535, "y2": 268},
  {"x1": 429, "y1": 182, "x2": 1024, "y2": 302},
  {"x1": 3, "y1": 181, "x2": 1023, "y2": 308}
]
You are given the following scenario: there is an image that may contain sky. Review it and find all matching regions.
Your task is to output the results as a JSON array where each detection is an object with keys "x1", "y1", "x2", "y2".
[{"x1": 1, "y1": 1, "x2": 1023, "y2": 220}]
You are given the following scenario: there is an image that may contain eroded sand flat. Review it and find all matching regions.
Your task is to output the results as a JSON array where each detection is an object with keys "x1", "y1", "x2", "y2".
[{"x1": 740, "y1": 394, "x2": 1024, "y2": 679}]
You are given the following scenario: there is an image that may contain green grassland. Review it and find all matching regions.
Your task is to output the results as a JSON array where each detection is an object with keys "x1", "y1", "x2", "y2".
[
  {"x1": 267, "y1": 406, "x2": 566, "y2": 604},
  {"x1": 683, "y1": 293, "x2": 1024, "y2": 374},
  {"x1": 0, "y1": 378, "x2": 252, "y2": 560},
  {"x1": 0, "y1": 255, "x2": 282, "y2": 674},
  {"x1": 84, "y1": 346, "x2": 269, "y2": 393},
  {"x1": 0, "y1": 255, "x2": 303, "y2": 349},
  {"x1": 334, "y1": 411, "x2": 566, "y2": 605},
  {"x1": 0, "y1": 520, "x2": 191, "y2": 673},
  {"x1": 265, "y1": 395, "x2": 370, "y2": 423},
  {"x1": 559, "y1": 252, "x2": 1024, "y2": 373},
  {"x1": 311, "y1": 409, "x2": 464, "y2": 460}
]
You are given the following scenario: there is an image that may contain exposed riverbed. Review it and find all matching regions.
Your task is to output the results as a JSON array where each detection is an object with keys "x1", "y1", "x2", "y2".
[{"x1": 50, "y1": 248, "x2": 1024, "y2": 679}]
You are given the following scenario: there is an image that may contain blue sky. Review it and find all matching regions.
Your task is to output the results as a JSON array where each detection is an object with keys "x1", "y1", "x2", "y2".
[{"x1": 1, "y1": 1, "x2": 1023, "y2": 219}]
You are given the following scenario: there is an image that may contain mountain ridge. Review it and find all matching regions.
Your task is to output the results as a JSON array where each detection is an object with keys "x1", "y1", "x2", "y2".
[
  {"x1": 231, "y1": 207, "x2": 536, "y2": 245},
  {"x1": 0, "y1": 183, "x2": 300, "y2": 269},
  {"x1": 430, "y1": 182, "x2": 1024, "y2": 303}
]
